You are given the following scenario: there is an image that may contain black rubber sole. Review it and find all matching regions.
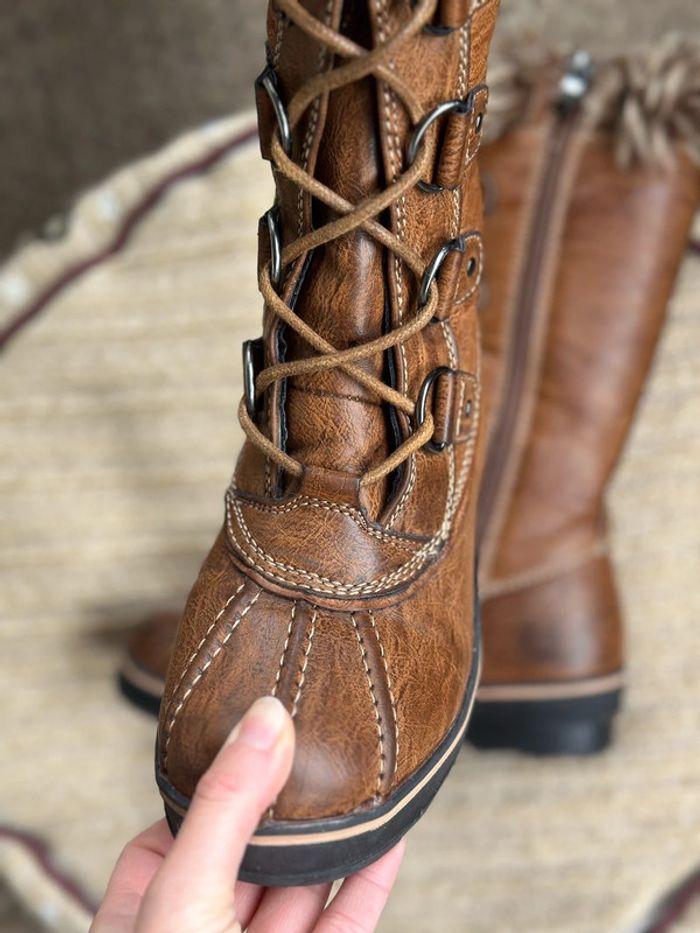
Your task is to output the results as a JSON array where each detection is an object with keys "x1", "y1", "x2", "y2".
[
  {"x1": 159, "y1": 603, "x2": 481, "y2": 887},
  {"x1": 117, "y1": 672, "x2": 162, "y2": 717},
  {"x1": 467, "y1": 688, "x2": 622, "y2": 756},
  {"x1": 164, "y1": 727, "x2": 464, "y2": 886}
]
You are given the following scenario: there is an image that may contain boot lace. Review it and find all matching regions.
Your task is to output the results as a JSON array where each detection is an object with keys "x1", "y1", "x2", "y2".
[{"x1": 240, "y1": 0, "x2": 445, "y2": 488}]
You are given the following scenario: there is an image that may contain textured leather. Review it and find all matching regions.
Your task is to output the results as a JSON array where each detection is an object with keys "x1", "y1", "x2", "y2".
[
  {"x1": 478, "y1": 74, "x2": 700, "y2": 690},
  {"x1": 156, "y1": 0, "x2": 498, "y2": 823}
]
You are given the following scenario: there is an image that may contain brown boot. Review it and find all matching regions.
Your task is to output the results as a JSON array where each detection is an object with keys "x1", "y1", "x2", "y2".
[
  {"x1": 470, "y1": 41, "x2": 700, "y2": 754},
  {"x1": 155, "y1": 0, "x2": 498, "y2": 884},
  {"x1": 119, "y1": 612, "x2": 180, "y2": 714}
]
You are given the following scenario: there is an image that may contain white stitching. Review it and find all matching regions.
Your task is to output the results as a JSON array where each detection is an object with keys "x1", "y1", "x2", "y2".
[
  {"x1": 351, "y1": 614, "x2": 385, "y2": 795},
  {"x1": 165, "y1": 582, "x2": 246, "y2": 708},
  {"x1": 291, "y1": 609, "x2": 317, "y2": 718},
  {"x1": 296, "y1": 0, "x2": 334, "y2": 236},
  {"x1": 272, "y1": 601, "x2": 297, "y2": 697},
  {"x1": 368, "y1": 610, "x2": 399, "y2": 773},
  {"x1": 233, "y1": 490, "x2": 422, "y2": 553},
  {"x1": 163, "y1": 588, "x2": 262, "y2": 768},
  {"x1": 227, "y1": 490, "x2": 445, "y2": 595},
  {"x1": 271, "y1": 8, "x2": 288, "y2": 68},
  {"x1": 227, "y1": 5, "x2": 484, "y2": 597},
  {"x1": 375, "y1": 0, "x2": 414, "y2": 530}
]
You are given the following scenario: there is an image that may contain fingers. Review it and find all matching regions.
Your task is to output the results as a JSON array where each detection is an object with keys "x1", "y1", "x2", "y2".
[
  {"x1": 91, "y1": 821, "x2": 173, "y2": 932},
  {"x1": 137, "y1": 696, "x2": 294, "y2": 931},
  {"x1": 246, "y1": 882, "x2": 332, "y2": 933},
  {"x1": 315, "y1": 840, "x2": 406, "y2": 933}
]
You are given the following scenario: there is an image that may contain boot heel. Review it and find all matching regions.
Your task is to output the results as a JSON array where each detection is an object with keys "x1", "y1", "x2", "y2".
[{"x1": 467, "y1": 689, "x2": 622, "y2": 756}]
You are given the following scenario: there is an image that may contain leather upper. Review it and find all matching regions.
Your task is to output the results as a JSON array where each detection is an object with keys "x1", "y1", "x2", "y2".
[
  {"x1": 478, "y1": 68, "x2": 700, "y2": 687},
  {"x1": 156, "y1": 0, "x2": 499, "y2": 822}
]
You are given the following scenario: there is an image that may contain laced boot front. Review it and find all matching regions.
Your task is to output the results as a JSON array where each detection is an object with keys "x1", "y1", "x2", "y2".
[{"x1": 156, "y1": 0, "x2": 499, "y2": 885}]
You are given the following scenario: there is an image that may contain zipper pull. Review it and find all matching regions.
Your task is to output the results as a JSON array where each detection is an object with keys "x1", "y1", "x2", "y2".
[{"x1": 557, "y1": 50, "x2": 594, "y2": 116}]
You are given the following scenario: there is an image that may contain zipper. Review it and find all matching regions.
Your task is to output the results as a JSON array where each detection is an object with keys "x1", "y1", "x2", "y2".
[{"x1": 477, "y1": 52, "x2": 594, "y2": 554}]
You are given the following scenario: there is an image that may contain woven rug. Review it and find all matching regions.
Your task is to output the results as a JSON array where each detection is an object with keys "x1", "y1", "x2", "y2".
[{"x1": 1, "y1": 113, "x2": 700, "y2": 933}]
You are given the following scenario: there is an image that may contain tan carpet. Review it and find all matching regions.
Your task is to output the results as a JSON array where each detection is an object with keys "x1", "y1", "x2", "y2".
[{"x1": 1, "y1": 114, "x2": 700, "y2": 933}]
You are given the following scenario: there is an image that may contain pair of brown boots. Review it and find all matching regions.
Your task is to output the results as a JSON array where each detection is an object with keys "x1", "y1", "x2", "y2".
[{"x1": 119, "y1": 1, "x2": 699, "y2": 887}]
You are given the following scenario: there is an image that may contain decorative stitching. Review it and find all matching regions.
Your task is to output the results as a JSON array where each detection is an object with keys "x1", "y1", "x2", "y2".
[
  {"x1": 272, "y1": 601, "x2": 297, "y2": 697},
  {"x1": 351, "y1": 614, "x2": 385, "y2": 795},
  {"x1": 291, "y1": 609, "x2": 317, "y2": 718},
  {"x1": 225, "y1": 378, "x2": 481, "y2": 596},
  {"x1": 375, "y1": 0, "x2": 414, "y2": 530},
  {"x1": 163, "y1": 587, "x2": 262, "y2": 770},
  {"x1": 268, "y1": 602, "x2": 314, "y2": 820},
  {"x1": 296, "y1": 0, "x2": 333, "y2": 236},
  {"x1": 165, "y1": 582, "x2": 246, "y2": 708},
  {"x1": 271, "y1": 8, "x2": 289, "y2": 68},
  {"x1": 368, "y1": 610, "x2": 399, "y2": 773},
  {"x1": 233, "y1": 490, "x2": 422, "y2": 552},
  {"x1": 227, "y1": 490, "x2": 444, "y2": 595}
]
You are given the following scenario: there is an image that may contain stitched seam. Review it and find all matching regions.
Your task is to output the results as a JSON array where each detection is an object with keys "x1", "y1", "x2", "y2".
[
  {"x1": 297, "y1": 0, "x2": 333, "y2": 236},
  {"x1": 165, "y1": 582, "x2": 246, "y2": 711},
  {"x1": 228, "y1": 490, "x2": 443, "y2": 595},
  {"x1": 351, "y1": 614, "x2": 385, "y2": 795},
  {"x1": 163, "y1": 587, "x2": 261, "y2": 770},
  {"x1": 226, "y1": 383, "x2": 480, "y2": 596},
  {"x1": 233, "y1": 490, "x2": 422, "y2": 552},
  {"x1": 269, "y1": 604, "x2": 315, "y2": 819},
  {"x1": 272, "y1": 601, "x2": 297, "y2": 697},
  {"x1": 271, "y1": 9, "x2": 289, "y2": 67},
  {"x1": 368, "y1": 610, "x2": 399, "y2": 774},
  {"x1": 291, "y1": 609, "x2": 317, "y2": 718},
  {"x1": 376, "y1": 0, "x2": 414, "y2": 530}
]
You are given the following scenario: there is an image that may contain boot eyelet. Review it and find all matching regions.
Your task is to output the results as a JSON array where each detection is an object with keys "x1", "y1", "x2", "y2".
[
  {"x1": 414, "y1": 366, "x2": 457, "y2": 452},
  {"x1": 466, "y1": 256, "x2": 478, "y2": 278},
  {"x1": 243, "y1": 337, "x2": 265, "y2": 421},
  {"x1": 407, "y1": 87, "x2": 482, "y2": 193},
  {"x1": 419, "y1": 237, "x2": 466, "y2": 310},
  {"x1": 263, "y1": 206, "x2": 283, "y2": 288},
  {"x1": 256, "y1": 65, "x2": 292, "y2": 155},
  {"x1": 407, "y1": 98, "x2": 472, "y2": 193}
]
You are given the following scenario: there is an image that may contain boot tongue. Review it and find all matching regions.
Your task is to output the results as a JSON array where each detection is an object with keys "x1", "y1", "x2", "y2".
[{"x1": 282, "y1": 13, "x2": 391, "y2": 495}]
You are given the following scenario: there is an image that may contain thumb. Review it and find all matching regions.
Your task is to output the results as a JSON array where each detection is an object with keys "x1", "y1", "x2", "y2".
[{"x1": 138, "y1": 696, "x2": 294, "y2": 932}]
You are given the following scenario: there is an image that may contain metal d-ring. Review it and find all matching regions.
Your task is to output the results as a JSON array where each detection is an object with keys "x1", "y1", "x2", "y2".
[
  {"x1": 407, "y1": 98, "x2": 472, "y2": 193},
  {"x1": 418, "y1": 236, "x2": 465, "y2": 309},
  {"x1": 243, "y1": 337, "x2": 265, "y2": 421},
  {"x1": 414, "y1": 366, "x2": 457, "y2": 453},
  {"x1": 264, "y1": 206, "x2": 283, "y2": 288},
  {"x1": 256, "y1": 65, "x2": 292, "y2": 156}
]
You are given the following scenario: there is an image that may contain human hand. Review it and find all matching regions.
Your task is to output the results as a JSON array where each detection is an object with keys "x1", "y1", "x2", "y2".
[{"x1": 93, "y1": 696, "x2": 406, "y2": 931}]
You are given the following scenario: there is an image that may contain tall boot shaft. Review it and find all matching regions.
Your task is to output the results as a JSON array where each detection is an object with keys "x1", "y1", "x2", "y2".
[
  {"x1": 470, "y1": 41, "x2": 700, "y2": 754},
  {"x1": 249, "y1": 0, "x2": 497, "y2": 518}
]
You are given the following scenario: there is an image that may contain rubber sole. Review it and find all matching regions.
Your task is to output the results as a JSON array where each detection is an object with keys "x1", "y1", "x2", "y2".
[
  {"x1": 467, "y1": 687, "x2": 622, "y2": 756},
  {"x1": 158, "y1": 605, "x2": 481, "y2": 887}
]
